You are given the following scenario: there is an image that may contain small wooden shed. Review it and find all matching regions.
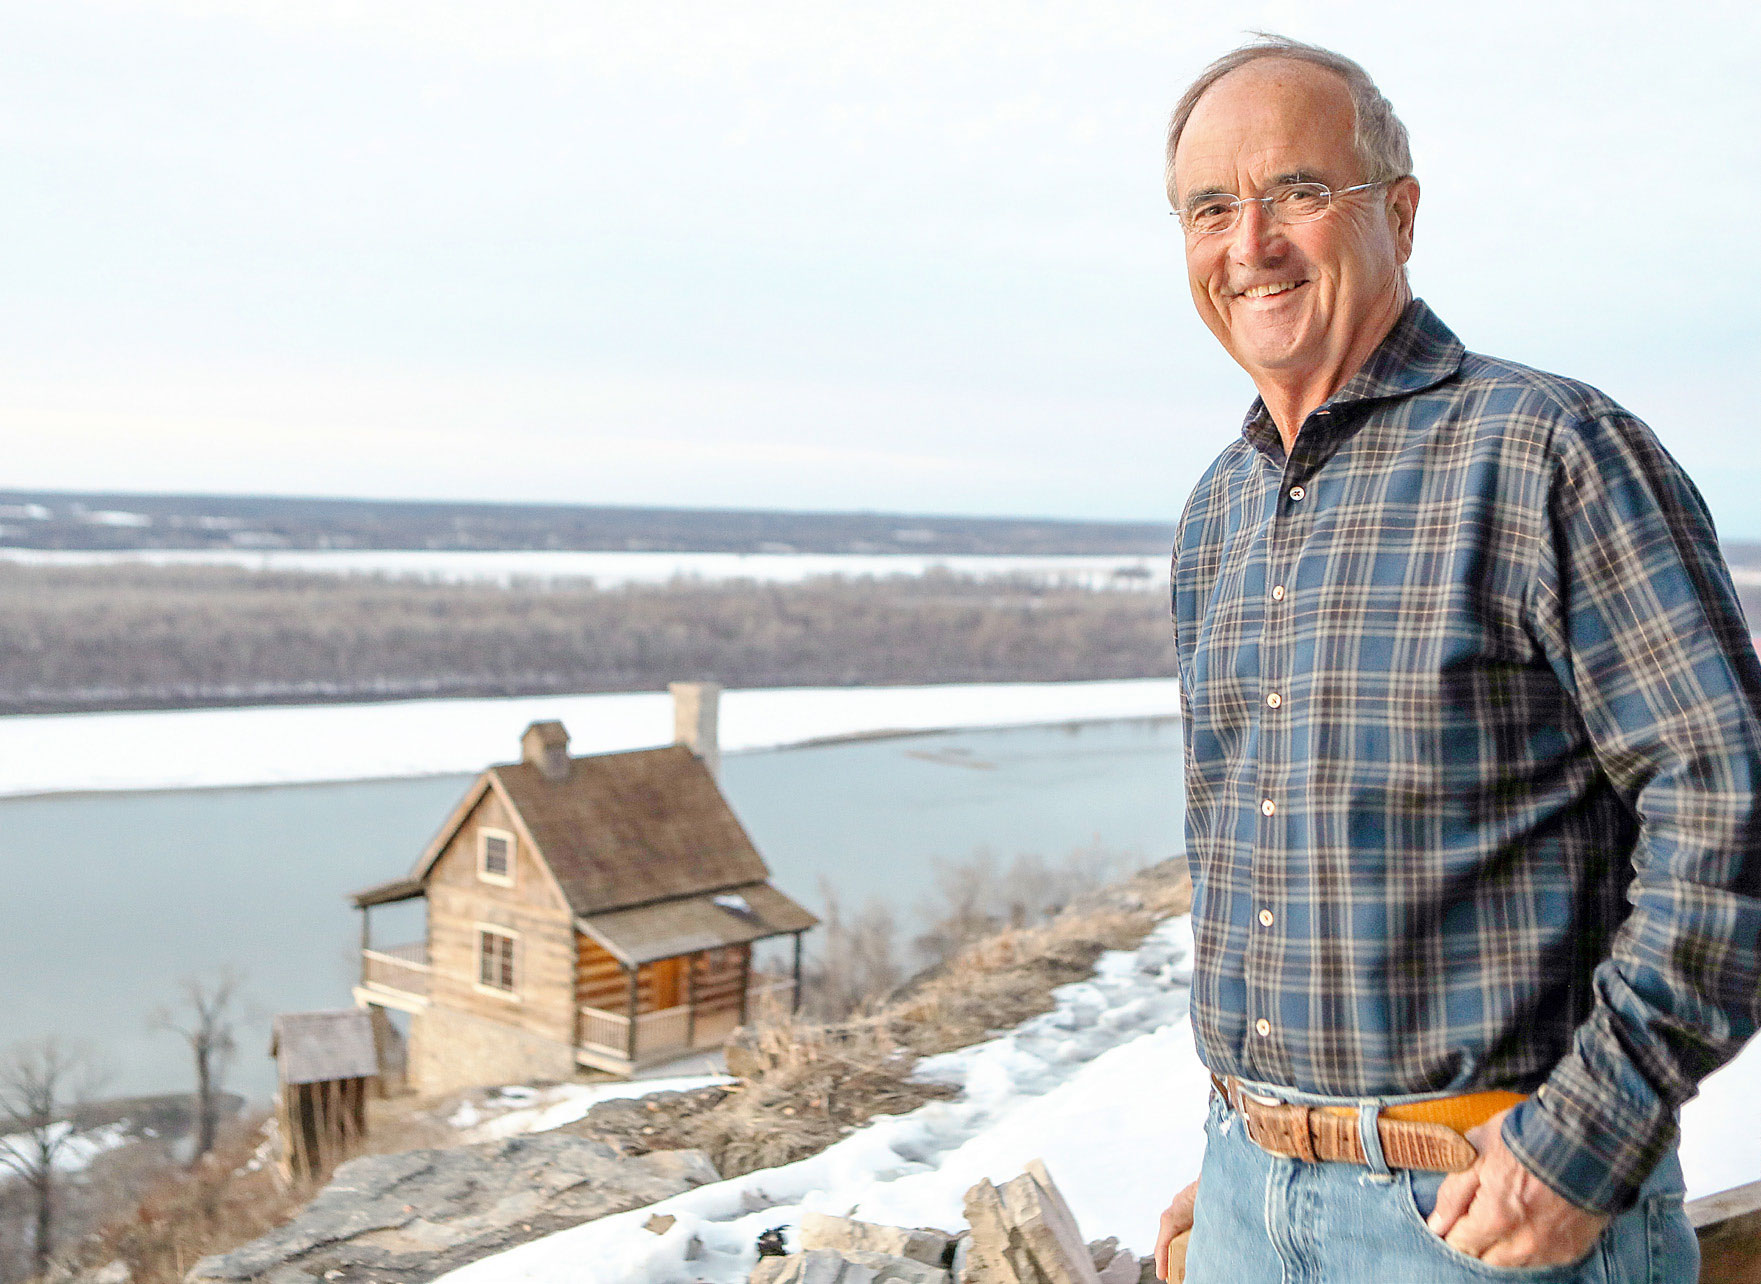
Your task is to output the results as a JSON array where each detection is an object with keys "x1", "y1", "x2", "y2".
[{"x1": 270, "y1": 1009, "x2": 378, "y2": 1183}]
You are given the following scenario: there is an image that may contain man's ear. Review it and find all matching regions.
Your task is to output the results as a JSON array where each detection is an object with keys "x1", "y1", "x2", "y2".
[{"x1": 1390, "y1": 176, "x2": 1420, "y2": 264}]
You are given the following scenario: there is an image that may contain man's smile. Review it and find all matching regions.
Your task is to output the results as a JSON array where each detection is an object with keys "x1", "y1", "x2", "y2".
[{"x1": 1232, "y1": 279, "x2": 1310, "y2": 301}]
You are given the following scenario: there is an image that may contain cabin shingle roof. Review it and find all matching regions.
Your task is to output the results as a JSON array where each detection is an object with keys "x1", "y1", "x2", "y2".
[
  {"x1": 579, "y1": 880, "x2": 819, "y2": 966},
  {"x1": 486, "y1": 745, "x2": 772, "y2": 917}
]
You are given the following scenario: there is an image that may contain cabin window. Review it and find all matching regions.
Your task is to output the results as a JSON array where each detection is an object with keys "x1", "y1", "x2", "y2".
[
  {"x1": 478, "y1": 929, "x2": 517, "y2": 993},
  {"x1": 478, "y1": 828, "x2": 515, "y2": 885}
]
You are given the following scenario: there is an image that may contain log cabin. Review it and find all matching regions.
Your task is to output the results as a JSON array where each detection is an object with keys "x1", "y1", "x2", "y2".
[{"x1": 349, "y1": 684, "x2": 817, "y2": 1094}]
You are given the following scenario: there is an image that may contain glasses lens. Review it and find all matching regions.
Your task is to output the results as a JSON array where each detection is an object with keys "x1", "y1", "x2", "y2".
[
  {"x1": 1270, "y1": 183, "x2": 1331, "y2": 223},
  {"x1": 1184, "y1": 198, "x2": 1239, "y2": 236}
]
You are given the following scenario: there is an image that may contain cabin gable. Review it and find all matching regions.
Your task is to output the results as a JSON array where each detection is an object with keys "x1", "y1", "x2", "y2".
[{"x1": 425, "y1": 785, "x2": 574, "y2": 1045}]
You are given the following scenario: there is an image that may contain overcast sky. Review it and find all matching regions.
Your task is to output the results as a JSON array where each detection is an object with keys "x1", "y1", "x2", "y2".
[{"x1": 3, "y1": 1, "x2": 1758, "y2": 531}]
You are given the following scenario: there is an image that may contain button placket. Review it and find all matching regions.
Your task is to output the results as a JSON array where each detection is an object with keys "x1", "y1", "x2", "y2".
[{"x1": 1247, "y1": 450, "x2": 1310, "y2": 1073}]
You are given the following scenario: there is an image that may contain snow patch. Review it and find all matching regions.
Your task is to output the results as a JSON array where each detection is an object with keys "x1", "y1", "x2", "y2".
[
  {"x1": 0, "y1": 548, "x2": 1164, "y2": 591},
  {"x1": 0, "y1": 1120, "x2": 132, "y2": 1182},
  {"x1": 448, "y1": 1076, "x2": 733, "y2": 1142}
]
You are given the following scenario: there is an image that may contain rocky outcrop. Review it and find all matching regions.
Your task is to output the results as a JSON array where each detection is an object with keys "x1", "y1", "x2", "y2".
[
  {"x1": 749, "y1": 1162, "x2": 1150, "y2": 1284},
  {"x1": 185, "y1": 1135, "x2": 717, "y2": 1284}
]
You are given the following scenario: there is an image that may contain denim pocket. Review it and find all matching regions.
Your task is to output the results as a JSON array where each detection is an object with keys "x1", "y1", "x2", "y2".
[{"x1": 1395, "y1": 1172, "x2": 1608, "y2": 1281}]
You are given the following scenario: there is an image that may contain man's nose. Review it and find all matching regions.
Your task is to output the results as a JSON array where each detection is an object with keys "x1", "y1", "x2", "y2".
[{"x1": 1229, "y1": 198, "x2": 1283, "y2": 263}]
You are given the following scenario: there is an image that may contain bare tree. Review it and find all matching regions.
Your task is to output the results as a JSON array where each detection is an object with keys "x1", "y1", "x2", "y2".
[
  {"x1": 801, "y1": 878, "x2": 901, "y2": 1020},
  {"x1": 0, "y1": 1037, "x2": 106, "y2": 1277},
  {"x1": 913, "y1": 843, "x2": 1132, "y2": 968},
  {"x1": 150, "y1": 972, "x2": 241, "y2": 1164}
]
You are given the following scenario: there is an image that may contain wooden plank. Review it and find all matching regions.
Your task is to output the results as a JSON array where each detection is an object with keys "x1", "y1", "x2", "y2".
[{"x1": 1691, "y1": 1180, "x2": 1761, "y2": 1284}]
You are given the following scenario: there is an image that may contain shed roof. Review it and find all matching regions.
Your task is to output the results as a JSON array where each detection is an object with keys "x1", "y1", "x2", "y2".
[
  {"x1": 578, "y1": 881, "x2": 819, "y2": 966},
  {"x1": 271, "y1": 1010, "x2": 379, "y2": 1085}
]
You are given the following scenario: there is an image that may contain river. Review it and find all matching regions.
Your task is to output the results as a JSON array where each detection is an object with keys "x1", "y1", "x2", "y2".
[{"x1": 0, "y1": 717, "x2": 1183, "y2": 1101}]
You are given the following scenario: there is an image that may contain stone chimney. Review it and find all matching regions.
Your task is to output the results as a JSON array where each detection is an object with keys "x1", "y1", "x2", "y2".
[
  {"x1": 670, "y1": 681, "x2": 721, "y2": 780},
  {"x1": 520, "y1": 720, "x2": 572, "y2": 782}
]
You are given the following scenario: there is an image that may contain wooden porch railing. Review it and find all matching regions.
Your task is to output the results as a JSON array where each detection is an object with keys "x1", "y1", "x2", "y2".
[
  {"x1": 577, "y1": 974, "x2": 800, "y2": 1063},
  {"x1": 361, "y1": 942, "x2": 430, "y2": 998}
]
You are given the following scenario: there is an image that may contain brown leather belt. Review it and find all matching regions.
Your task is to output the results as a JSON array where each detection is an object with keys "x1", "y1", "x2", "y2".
[{"x1": 1211, "y1": 1074, "x2": 1527, "y2": 1173}]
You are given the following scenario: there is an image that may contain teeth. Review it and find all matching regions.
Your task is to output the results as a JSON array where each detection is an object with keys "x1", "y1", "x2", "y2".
[{"x1": 1242, "y1": 281, "x2": 1302, "y2": 299}]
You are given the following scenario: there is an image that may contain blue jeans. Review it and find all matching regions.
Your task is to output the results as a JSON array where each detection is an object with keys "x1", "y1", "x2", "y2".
[{"x1": 1184, "y1": 1089, "x2": 1698, "y2": 1283}]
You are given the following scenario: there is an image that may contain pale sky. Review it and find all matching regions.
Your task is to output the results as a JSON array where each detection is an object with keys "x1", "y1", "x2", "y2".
[{"x1": 3, "y1": 2, "x2": 1758, "y2": 531}]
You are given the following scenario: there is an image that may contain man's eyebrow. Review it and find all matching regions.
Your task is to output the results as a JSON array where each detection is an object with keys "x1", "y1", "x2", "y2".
[
  {"x1": 1181, "y1": 169, "x2": 1328, "y2": 206},
  {"x1": 1181, "y1": 184, "x2": 1234, "y2": 205}
]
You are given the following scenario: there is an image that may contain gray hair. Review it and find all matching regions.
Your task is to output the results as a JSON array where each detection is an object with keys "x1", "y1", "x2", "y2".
[{"x1": 1165, "y1": 34, "x2": 1412, "y2": 205}]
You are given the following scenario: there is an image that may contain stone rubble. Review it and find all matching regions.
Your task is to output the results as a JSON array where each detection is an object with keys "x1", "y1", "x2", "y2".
[{"x1": 747, "y1": 1161, "x2": 1148, "y2": 1284}]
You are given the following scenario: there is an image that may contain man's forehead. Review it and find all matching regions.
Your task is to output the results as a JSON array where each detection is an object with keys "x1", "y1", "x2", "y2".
[{"x1": 1173, "y1": 58, "x2": 1356, "y2": 195}]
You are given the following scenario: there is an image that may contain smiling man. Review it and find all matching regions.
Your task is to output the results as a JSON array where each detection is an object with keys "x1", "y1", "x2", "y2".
[{"x1": 1152, "y1": 36, "x2": 1761, "y2": 1283}]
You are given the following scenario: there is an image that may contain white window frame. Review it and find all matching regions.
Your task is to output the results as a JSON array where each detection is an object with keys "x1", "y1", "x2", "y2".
[
  {"x1": 475, "y1": 924, "x2": 521, "y2": 1000},
  {"x1": 478, "y1": 827, "x2": 516, "y2": 887}
]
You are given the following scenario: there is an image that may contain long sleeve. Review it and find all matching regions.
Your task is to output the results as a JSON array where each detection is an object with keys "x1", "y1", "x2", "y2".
[{"x1": 1504, "y1": 409, "x2": 1761, "y2": 1213}]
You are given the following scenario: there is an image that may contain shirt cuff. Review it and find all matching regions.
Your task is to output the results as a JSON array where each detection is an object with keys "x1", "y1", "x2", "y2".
[{"x1": 1500, "y1": 1055, "x2": 1676, "y2": 1215}]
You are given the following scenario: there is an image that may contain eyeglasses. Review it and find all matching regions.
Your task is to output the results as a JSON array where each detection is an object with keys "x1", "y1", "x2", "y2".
[{"x1": 1175, "y1": 180, "x2": 1395, "y2": 236}]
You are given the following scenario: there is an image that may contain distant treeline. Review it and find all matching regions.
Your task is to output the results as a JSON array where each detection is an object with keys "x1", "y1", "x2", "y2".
[{"x1": 0, "y1": 565, "x2": 1177, "y2": 715}]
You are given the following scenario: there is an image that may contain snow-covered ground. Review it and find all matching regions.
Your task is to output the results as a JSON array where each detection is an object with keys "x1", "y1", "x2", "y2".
[
  {"x1": 432, "y1": 911, "x2": 1761, "y2": 1284},
  {"x1": 0, "y1": 678, "x2": 1180, "y2": 797},
  {"x1": 0, "y1": 1120, "x2": 132, "y2": 1182},
  {"x1": 448, "y1": 1076, "x2": 733, "y2": 1144},
  {"x1": 436, "y1": 918, "x2": 1201, "y2": 1284},
  {"x1": 0, "y1": 547, "x2": 1165, "y2": 591}
]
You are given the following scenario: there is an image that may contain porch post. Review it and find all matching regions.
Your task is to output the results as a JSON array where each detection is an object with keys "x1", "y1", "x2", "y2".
[
  {"x1": 685, "y1": 954, "x2": 697, "y2": 1047},
  {"x1": 359, "y1": 908, "x2": 370, "y2": 985},
  {"x1": 738, "y1": 944, "x2": 752, "y2": 1026},
  {"x1": 625, "y1": 964, "x2": 639, "y2": 1063},
  {"x1": 792, "y1": 932, "x2": 804, "y2": 1014}
]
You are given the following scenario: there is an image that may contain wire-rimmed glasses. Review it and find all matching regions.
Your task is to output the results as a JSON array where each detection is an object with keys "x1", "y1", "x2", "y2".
[{"x1": 1175, "y1": 179, "x2": 1396, "y2": 236}]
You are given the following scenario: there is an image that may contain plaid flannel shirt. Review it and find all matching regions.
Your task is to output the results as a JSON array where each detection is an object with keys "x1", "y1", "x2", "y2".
[{"x1": 1172, "y1": 298, "x2": 1761, "y2": 1213}]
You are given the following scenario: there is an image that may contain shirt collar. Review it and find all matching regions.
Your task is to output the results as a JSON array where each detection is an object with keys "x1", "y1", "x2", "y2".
[{"x1": 1237, "y1": 298, "x2": 1466, "y2": 449}]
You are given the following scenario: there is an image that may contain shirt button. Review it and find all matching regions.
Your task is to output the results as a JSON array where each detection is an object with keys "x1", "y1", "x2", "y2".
[
  {"x1": 1288, "y1": 485, "x2": 1306, "y2": 502},
  {"x1": 1258, "y1": 908, "x2": 1274, "y2": 927},
  {"x1": 1266, "y1": 692, "x2": 1282, "y2": 709},
  {"x1": 1260, "y1": 799, "x2": 1276, "y2": 816},
  {"x1": 1271, "y1": 585, "x2": 1285, "y2": 601},
  {"x1": 1255, "y1": 1019, "x2": 1271, "y2": 1037}
]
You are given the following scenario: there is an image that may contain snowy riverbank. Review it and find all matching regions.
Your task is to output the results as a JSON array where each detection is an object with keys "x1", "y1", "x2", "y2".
[
  {"x1": 0, "y1": 547, "x2": 1166, "y2": 591},
  {"x1": 0, "y1": 679, "x2": 1179, "y2": 797}
]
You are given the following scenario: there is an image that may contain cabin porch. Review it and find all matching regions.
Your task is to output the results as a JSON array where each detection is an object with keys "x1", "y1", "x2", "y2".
[{"x1": 575, "y1": 965, "x2": 798, "y2": 1074}]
